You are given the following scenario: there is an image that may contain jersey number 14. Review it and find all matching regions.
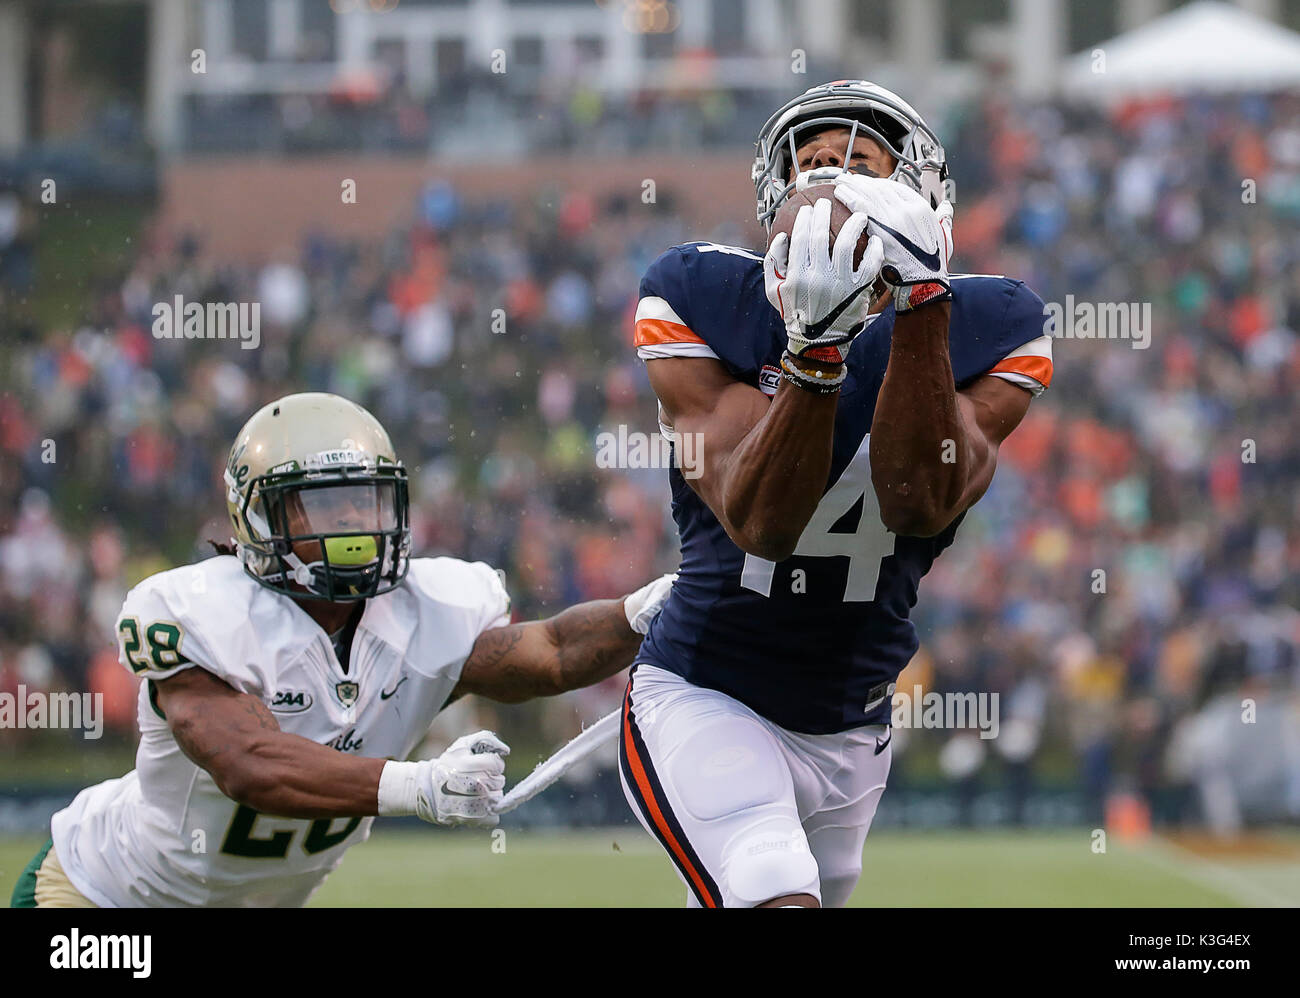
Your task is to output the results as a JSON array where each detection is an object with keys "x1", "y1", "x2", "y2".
[{"x1": 740, "y1": 434, "x2": 896, "y2": 602}]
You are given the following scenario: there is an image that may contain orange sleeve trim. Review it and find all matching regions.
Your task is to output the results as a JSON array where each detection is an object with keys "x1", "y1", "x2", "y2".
[
  {"x1": 989, "y1": 354, "x2": 1053, "y2": 387},
  {"x1": 634, "y1": 318, "x2": 707, "y2": 348}
]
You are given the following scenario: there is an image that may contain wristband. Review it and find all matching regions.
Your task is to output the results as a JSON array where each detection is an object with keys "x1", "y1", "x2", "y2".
[
  {"x1": 377, "y1": 760, "x2": 421, "y2": 817},
  {"x1": 624, "y1": 573, "x2": 676, "y2": 635},
  {"x1": 891, "y1": 281, "x2": 952, "y2": 313},
  {"x1": 780, "y1": 351, "x2": 846, "y2": 395}
]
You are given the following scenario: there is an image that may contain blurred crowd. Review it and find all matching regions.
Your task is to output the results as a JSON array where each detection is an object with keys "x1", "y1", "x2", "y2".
[
  {"x1": 2, "y1": 88, "x2": 1299, "y2": 829},
  {"x1": 910, "y1": 90, "x2": 1300, "y2": 827}
]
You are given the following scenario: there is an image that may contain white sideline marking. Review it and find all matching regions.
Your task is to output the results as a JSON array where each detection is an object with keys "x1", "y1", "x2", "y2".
[{"x1": 1129, "y1": 837, "x2": 1298, "y2": 908}]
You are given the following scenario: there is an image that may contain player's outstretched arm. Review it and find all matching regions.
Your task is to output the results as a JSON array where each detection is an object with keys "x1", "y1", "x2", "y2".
[
  {"x1": 155, "y1": 667, "x2": 386, "y2": 818},
  {"x1": 157, "y1": 668, "x2": 510, "y2": 827},
  {"x1": 870, "y1": 301, "x2": 1031, "y2": 536},
  {"x1": 646, "y1": 356, "x2": 839, "y2": 562},
  {"x1": 452, "y1": 574, "x2": 674, "y2": 704}
]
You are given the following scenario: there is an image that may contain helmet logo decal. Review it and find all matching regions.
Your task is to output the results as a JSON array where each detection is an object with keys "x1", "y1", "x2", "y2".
[{"x1": 226, "y1": 443, "x2": 250, "y2": 491}]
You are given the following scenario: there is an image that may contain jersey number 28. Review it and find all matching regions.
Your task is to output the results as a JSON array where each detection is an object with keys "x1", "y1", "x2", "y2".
[{"x1": 221, "y1": 804, "x2": 361, "y2": 858}]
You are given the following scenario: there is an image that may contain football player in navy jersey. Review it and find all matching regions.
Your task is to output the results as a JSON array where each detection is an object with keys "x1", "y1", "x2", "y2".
[{"x1": 619, "y1": 81, "x2": 1053, "y2": 907}]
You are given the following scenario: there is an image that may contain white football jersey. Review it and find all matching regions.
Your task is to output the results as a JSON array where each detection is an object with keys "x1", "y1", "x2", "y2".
[{"x1": 50, "y1": 554, "x2": 510, "y2": 907}]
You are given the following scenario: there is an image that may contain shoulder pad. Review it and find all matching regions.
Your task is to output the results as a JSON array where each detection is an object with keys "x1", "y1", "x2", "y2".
[{"x1": 115, "y1": 556, "x2": 259, "y2": 684}]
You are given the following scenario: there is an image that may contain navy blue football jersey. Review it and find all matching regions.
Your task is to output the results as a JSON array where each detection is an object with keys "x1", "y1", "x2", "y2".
[{"x1": 632, "y1": 241, "x2": 1053, "y2": 734}]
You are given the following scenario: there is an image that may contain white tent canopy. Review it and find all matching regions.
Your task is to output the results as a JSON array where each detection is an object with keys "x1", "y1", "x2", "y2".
[{"x1": 1062, "y1": 0, "x2": 1300, "y2": 99}]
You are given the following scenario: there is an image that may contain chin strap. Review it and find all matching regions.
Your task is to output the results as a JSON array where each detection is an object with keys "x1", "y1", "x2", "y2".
[
  {"x1": 237, "y1": 542, "x2": 314, "y2": 588},
  {"x1": 280, "y1": 550, "x2": 318, "y2": 587},
  {"x1": 243, "y1": 543, "x2": 396, "y2": 597}
]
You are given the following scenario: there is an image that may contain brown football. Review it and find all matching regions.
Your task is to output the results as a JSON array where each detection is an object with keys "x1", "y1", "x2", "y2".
[{"x1": 769, "y1": 182, "x2": 872, "y2": 270}]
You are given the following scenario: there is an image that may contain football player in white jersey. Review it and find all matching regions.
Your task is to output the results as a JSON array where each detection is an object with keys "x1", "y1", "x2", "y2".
[{"x1": 12, "y1": 392, "x2": 673, "y2": 908}]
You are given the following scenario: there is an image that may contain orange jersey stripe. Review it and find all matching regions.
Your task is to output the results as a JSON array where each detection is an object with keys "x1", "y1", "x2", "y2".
[
  {"x1": 622, "y1": 692, "x2": 719, "y2": 907},
  {"x1": 989, "y1": 354, "x2": 1053, "y2": 387},
  {"x1": 633, "y1": 317, "x2": 707, "y2": 348}
]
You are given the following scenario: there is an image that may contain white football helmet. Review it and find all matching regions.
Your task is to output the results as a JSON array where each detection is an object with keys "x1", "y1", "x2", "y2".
[{"x1": 752, "y1": 79, "x2": 952, "y2": 230}]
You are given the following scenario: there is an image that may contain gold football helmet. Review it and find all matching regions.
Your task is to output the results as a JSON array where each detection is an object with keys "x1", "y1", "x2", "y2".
[{"x1": 223, "y1": 393, "x2": 410, "y2": 601}]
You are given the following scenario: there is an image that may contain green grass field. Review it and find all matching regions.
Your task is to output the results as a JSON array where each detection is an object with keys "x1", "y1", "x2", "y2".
[{"x1": 5, "y1": 828, "x2": 1300, "y2": 906}]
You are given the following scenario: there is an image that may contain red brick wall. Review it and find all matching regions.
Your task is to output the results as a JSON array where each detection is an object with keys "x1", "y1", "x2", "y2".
[{"x1": 160, "y1": 154, "x2": 765, "y2": 261}]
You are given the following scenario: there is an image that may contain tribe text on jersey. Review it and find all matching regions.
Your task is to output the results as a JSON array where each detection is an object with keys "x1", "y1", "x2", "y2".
[
  {"x1": 633, "y1": 242, "x2": 1052, "y2": 734},
  {"x1": 49, "y1": 555, "x2": 509, "y2": 907}
]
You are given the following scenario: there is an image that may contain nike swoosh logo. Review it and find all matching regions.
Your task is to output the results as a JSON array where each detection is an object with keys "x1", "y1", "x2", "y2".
[
  {"x1": 874, "y1": 731, "x2": 892, "y2": 755},
  {"x1": 440, "y1": 782, "x2": 479, "y2": 798},
  {"x1": 805, "y1": 282, "x2": 870, "y2": 340},
  {"x1": 872, "y1": 219, "x2": 941, "y2": 272},
  {"x1": 379, "y1": 676, "x2": 408, "y2": 700}
]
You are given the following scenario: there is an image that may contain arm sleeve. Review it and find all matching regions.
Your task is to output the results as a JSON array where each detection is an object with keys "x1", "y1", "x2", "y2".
[
  {"x1": 979, "y1": 280, "x2": 1054, "y2": 396},
  {"x1": 986, "y1": 334, "x2": 1053, "y2": 396},
  {"x1": 468, "y1": 561, "x2": 512, "y2": 636},
  {"x1": 401, "y1": 558, "x2": 515, "y2": 692},
  {"x1": 115, "y1": 574, "x2": 222, "y2": 683},
  {"x1": 634, "y1": 247, "x2": 719, "y2": 362}
]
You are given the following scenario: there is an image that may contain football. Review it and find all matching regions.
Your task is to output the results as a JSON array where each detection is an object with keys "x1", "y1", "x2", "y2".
[{"x1": 769, "y1": 182, "x2": 873, "y2": 270}]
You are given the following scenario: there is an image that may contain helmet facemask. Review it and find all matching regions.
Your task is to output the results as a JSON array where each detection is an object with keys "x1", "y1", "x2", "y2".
[
  {"x1": 230, "y1": 465, "x2": 411, "y2": 602},
  {"x1": 752, "y1": 82, "x2": 953, "y2": 231}
]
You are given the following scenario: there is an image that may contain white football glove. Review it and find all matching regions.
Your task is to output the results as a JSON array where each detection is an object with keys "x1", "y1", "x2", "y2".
[
  {"x1": 377, "y1": 730, "x2": 510, "y2": 828},
  {"x1": 832, "y1": 174, "x2": 953, "y2": 313},
  {"x1": 763, "y1": 197, "x2": 884, "y2": 365},
  {"x1": 623, "y1": 572, "x2": 676, "y2": 635}
]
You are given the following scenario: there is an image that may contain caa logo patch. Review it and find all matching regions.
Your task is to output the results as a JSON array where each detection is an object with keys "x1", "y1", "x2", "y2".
[
  {"x1": 759, "y1": 365, "x2": 781, "y2": 396},
  {"x1": 269, "y1": 689, "x2": 313, "y2": 714}
]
